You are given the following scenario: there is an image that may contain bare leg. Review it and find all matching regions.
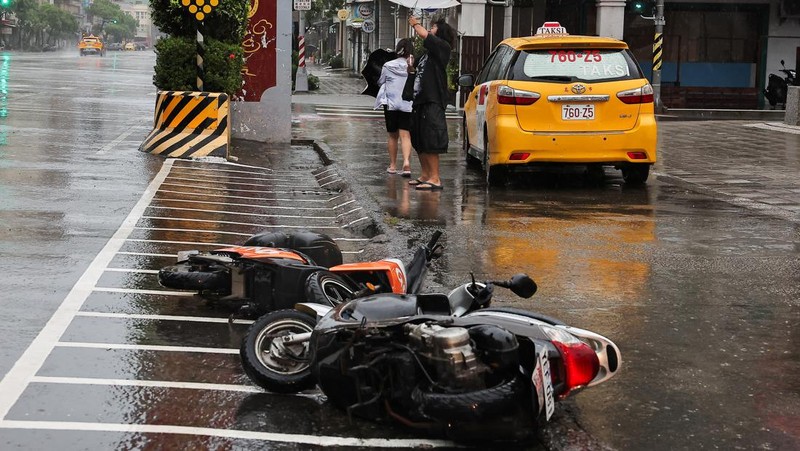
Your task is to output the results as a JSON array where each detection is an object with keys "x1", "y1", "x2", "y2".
[
  {"x1": 387, "y1": 131, "x2": 399, "y2": 171},
  {"x1": 399, "y1": 129, "x2": 412, "y2": 172},
  {"x1": 426, "y1": 154, "x2": 441, "y2": 186}
]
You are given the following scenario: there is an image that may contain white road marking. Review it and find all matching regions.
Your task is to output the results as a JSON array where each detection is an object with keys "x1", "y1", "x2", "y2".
[
  {"x1": 31, "y1": 376, "x2": 263, "y2": 393},
  {"x1": 75, "y1": 311, "x2": 252, "y2": 324},
  {"x1": 158, "y1": 188, "x2": 340, "y2": 203},
  {"x1": 0, "y1": 421, "x2": 456, "y2": 447},
  {"x1": 93, "y1": 287, "x2": 193, "y2": 296},
  {"x1": 155, "y1": 197, "x2": 334, "y2": 211},
  {"x1": 139, "y1": 220, "x2": 338, "y2": 230},
  {"x1": 126, "y1": 238, "x2": 232, "y2": 246},
  {"x1": 0, "y1": 159, "x2": 175, "y2": 421},
  {"x1": 135, "y1": 227, "x2": 254, "y2": 237},
  {"x1": 161, "y1": 182, "x2": 335, "y2": 196},
  {"x1": 116, "y1": 251, "x2": 177, "y2": 258},
  {"x1": 166, "y1": 176, "x2": 322, "y2": 190},
  {"x1": 145, "y1": 206, "x2": 335, "y2": 220},
  {"x1": 104, "y1": 268, "x2": 160, "y2": 274},
  {"x1": 96, "y1": 126, "x2": 142, "y2": 155},
  {"x1": 336, "y1": 208, "x2": 365, "y2": 219},
  {"x1": 55, "y1": 342, "x2": 238, "y2": 354},
  {"x1": 167, "y1": 172, "x2": 297, "y2": 183},
  {"x1": 343, "y1": 217, "x2": 371, "y2": 228}
]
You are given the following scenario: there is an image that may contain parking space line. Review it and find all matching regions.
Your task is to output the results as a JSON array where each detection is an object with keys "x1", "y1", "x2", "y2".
[
  {"x1": 332, "y1": 199, "x2": 357, "y2": 209},
  {"x1": 31, "y1": 376, "x2": 262, "y2": 394},
  {"x1": 0, "y1": 159, "x2": 175, "y2": 421},
  {"x1": 145, "y1": 206, "x2": 335, "y2": 220},
  {"x1": 139, "y1": 220, "x2": 338, "y2": 231},
  {"x1": 104, "y1": 268, "x2": 160, "y2": 274},
  {"x1": 0, "y1": 421, "x2": 455, "y2": 447},
  {"x1": 166, "y1": 176, "x2": 323, "y2": 190},
  {"x1": 55, "y1": 342, "x2": 238, "y2": 354},
  {"x1": 170, "y1": 165, "x2": 274, "y2": 175},
  {"x1": 93, "y1": 287, "x2": 193, "y2": 296},
  {"x1": 336, "y1": 208, "x2": 364, "y2": 219},
  {"x1": 126, "y1": 238, "x2": 232, "y2": 246},
  {"x1": 117, "y1": 251, "x2": 177, "y2": 258},
  {"x1": 161, "y1": 182, "x2": 336, "y2": 196},
  {"x1": 75, "y1": 311, "x2": 253, "y2": 325},
  {"x1": 167, "y1": 173, "x2": 302, "y2": 183},
  {"x1": 135, "y1": 227, "x2": 254, "y2": 237},
  {"x1": 158, "y1": 189, "x2": 339, "y2": 203},
  {"x1": 155, "y1": 197, "x2": 334, "y2": 211},
  {"x1": 344, "y1": 217, "x2": 370, "y2": 228}
]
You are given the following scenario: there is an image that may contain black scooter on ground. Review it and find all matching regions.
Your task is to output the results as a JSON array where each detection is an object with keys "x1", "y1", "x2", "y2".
[{"x1": 764, "y1": 59, "x2": 797, "y2": 108}]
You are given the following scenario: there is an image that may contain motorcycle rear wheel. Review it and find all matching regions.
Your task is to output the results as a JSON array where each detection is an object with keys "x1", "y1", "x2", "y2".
[
  {"x1": 412, "y1": 377, "x2": 526, "y2": 422},
  {"x1": 158, "y1": 262, "x2": 229, "y2": 291},
  {"x1": 304, "y1": 271, "x2": 358, "y2": 306},
  {"x1": 240, "y1": 309, "x2": 318, "y2": 393}
]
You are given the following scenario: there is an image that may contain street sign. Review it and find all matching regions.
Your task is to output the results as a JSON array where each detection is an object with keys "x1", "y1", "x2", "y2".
[
  {"x1": 358, "y1": 4, "x2": 374, "y2": 18},
  {"x1": 180, "y1": 0, "x2": 221, "y2": 21},
  {"x1": 337, "y1": 9, "x2": 350, "y2": 20},
  {"x1": 362, "y1": 19, "x2": 375, "y2": 34},
  {"x1": 294, "y1": 0, "x2": 311, "y2": 11}
]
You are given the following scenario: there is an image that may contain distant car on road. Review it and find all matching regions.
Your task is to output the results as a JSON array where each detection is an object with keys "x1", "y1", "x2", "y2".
[
  {"x1": 78, "y1": 35, "x2": 105, "y2": 57},
  {"x1": 459, "y1": 21, "x2": 657, "y2": 185},
  {"x1": 107, "y1": 43, "x2": 123, "y2": 51},
  {"x1": 135, "y1": 43, "x2": 148, "y2": 51}
]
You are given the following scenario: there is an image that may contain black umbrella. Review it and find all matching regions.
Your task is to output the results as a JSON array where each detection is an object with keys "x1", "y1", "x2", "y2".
[{"x1": 361, "y1": 49, "x2": 397, "y2": 97}]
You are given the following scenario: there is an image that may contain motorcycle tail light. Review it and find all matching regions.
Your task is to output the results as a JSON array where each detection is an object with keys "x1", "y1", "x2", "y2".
[
  {"x1": 497, "y1": 85, "x2": 540, "y2": 105},
  {"x1": 617, "y1": 84, "x2": 654, "y2": 104},
  {"x1": 542, "y1": 325, "x2": 600, "y2": 398}
]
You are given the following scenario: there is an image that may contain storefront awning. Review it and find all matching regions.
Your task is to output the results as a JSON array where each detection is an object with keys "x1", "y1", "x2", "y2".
[{"x1": 387, "y1": 0, "x2": 461, "y2": 10}]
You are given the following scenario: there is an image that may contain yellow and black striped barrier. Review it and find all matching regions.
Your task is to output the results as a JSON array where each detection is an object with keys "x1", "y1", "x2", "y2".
[
  {"x1": 139, "y1": 91, "x2": 230, "y2": 159},
  {"x1": 653, "y1": 32, "x2": 663, "y2": 71}
]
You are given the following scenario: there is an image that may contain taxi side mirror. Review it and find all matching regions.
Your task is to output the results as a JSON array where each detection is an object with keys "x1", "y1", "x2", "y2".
[{"x1": 458, "y1": 74, "x2": 475, "y2": 88}]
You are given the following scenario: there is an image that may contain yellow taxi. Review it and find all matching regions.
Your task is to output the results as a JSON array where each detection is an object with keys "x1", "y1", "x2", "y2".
[
  {"x1": 124, "y1": 42, "x2": 136, "y2": 51},
  {"x1": 459, "y1": 22, "x2": 657, "y2": 185}
]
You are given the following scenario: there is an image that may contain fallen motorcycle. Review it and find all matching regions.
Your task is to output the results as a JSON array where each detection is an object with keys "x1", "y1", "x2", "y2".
[
  {"x1": 309, "y1": 275, "x2": 621, "y2": 440},
  {"x1": 158, "y1": 230, "x2": 441, "y2": 317},
  {"x1": 239, "y1": 232, "x2": 443, "y2": 392}
]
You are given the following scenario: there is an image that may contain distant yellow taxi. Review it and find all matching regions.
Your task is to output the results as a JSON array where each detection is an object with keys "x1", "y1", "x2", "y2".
[{"x1": 459, "y1": 22, "x2": 657, "y2": 185}]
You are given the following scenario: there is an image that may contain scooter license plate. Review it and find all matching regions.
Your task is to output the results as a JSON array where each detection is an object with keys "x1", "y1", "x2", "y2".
[{"x1": 532, "y1": 346, "x2": 555, "y2": 421}]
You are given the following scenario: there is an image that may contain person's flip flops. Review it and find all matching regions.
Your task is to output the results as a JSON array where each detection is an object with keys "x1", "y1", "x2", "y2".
[
  {"x1": 415, "y1": 182, "x2": 443, "y2": 191},
  {"x1": 408, "y1": 178, "x2": 425, "y2": 185},
  {"x1": 400, "y1": 170, "x2": 412, "y2": 177},
  {"x1": 386, "y1": 168, "x2": 397, "y2": 174}
]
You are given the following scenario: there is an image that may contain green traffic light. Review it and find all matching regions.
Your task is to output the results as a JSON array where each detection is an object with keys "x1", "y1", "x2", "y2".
[
  {"x1": 634, "y1": 2, "x2": 644, "y2": 11},
  {"x1": 0, "y1": 0, "x2": 9, "y2": 6}
]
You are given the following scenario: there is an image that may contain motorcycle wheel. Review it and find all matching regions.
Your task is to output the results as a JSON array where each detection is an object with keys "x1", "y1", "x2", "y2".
[
  {"x1": 304, "y1": 271, "x2": 358, "y2": 306},
  {"x1": 412, "y1": 377, "x2": 526, "y2": 422},
  {"x1": 240, "y1": 309, "x2": 317, "y2": 393},
  {"x1": 158, "y1": 262, "x2": 229, "y2": 291}
]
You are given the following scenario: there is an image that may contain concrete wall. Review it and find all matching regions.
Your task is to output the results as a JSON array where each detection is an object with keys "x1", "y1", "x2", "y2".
[{"x1": 766, "y1": 0, "x2": 800, "y2": 82}]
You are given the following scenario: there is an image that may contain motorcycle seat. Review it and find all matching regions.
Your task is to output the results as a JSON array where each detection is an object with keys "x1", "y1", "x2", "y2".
[{"x1": 416, "y1": 293, "x2": 452, "y2": 316}]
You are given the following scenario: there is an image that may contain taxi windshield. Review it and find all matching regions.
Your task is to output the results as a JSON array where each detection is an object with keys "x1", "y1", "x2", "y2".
[{"x1": 510, "y1": 49, "x2": 642, "y2": 83}]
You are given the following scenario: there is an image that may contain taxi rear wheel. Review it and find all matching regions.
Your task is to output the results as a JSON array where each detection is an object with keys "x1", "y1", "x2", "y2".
[
  {"x1": 621, "y1": 164, "x2": 650, "y2": 185},
  {"x1": 483, "y1": 133, "x2": 507, "y2": 186},
  {"x1": 463, "y1": 119, "x2": 480, "y2": 167}
]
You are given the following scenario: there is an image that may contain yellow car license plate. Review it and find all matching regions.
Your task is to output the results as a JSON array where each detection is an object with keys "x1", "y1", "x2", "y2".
[{"x1": 561, "y1": 104, "x2": 595, "y2": 120}]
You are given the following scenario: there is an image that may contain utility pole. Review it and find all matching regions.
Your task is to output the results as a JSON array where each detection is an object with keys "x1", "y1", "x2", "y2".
[{"x1": 652, "y1": 0, "x2": 665, "y2": 112}]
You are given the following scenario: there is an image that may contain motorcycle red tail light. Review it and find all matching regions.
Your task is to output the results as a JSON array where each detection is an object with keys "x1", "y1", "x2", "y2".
[{"x1": 551, "y1": 340, "x2": 600, "y2": 398}]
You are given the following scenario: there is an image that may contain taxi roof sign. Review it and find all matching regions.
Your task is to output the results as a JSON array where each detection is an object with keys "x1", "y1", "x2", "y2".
[{"x1": 536, "y1": 22, "x2": 568, "y2": 35}]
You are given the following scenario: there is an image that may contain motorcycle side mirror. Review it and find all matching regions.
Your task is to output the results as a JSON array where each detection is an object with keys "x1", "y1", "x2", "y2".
[
  {"x1": 781, "y1": 59, "x2": 785, "y2": 67},
  {"x1": 509, "y1": 274, "x2": 537, "y2": 298}
]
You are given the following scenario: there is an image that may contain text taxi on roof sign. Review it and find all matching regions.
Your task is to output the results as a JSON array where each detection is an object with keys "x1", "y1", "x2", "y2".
[{"x1": 458, "y1": 22, "x2": 657, "y2": 186}]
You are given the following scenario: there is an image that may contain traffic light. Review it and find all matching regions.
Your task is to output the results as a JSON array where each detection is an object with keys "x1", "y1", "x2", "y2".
[
  {"x1": 0, "y1": 0, "x2": 10, "y2": 8},
  {"x1": 628, "y1": 0, "x2": 655, "y2": 16}
]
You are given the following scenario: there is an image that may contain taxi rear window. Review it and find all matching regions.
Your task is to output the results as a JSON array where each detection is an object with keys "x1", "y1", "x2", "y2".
[{"x1": 509, "y1": 49, "x2": 643, "y2": 83}]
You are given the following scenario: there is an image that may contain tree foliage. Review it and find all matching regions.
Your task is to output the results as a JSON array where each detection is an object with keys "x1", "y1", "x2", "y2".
[
  {"x1": 11, "y1": 0, "x2": 79, "y2": 46},
  {"x1": 87, "y1": 0, "x2": 137, "y2": 40},
  {"x1": 149, "y1": 0, "x2": 248, "y2": 43}
]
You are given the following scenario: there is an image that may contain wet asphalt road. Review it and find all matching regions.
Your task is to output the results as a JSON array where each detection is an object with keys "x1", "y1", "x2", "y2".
[{"x1": 0, "y1": 51, "x2": 798, "y2": 450}]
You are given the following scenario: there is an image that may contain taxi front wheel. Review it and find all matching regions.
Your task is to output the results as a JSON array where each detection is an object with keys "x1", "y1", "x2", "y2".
[{"x1": 621, "y1": 164, "x2": 650, "y2": 185}]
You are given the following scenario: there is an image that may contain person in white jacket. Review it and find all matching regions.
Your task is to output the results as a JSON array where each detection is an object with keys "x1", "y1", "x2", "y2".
[{"x1": 375, "y1": 39, "x2": 415, "y2": 177}]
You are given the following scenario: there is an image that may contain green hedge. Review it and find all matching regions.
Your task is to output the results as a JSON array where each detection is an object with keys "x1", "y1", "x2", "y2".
[{"x1": 153, "y1": 37, "x2": 244, "y2": 95}]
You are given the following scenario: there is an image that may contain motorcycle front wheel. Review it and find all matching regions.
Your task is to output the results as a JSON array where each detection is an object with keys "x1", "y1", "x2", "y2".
[
  {"x1": 240, "y1": 309, "x2": 317, "y2": 393},
  {"x1": 158, "y1": 262, "x2": 229, "y2": 292},
  {"x1": 304, "y1": 271, "x2": 358, "y2": 306}
]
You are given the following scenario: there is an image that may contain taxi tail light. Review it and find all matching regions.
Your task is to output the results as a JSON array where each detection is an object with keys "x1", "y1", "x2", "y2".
[
  {"x1": 510, "y1": 153, "x2": 530, "y2": 160},
  {"x1": 627, "y1": 152, "x2": 648, "y2": 160},
  {"x1": 497, "y1": 86, "x2": 540, "y2": 105},
  {"x1": 617, "y1": 84, "x2": 654, "y2": 104}
]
